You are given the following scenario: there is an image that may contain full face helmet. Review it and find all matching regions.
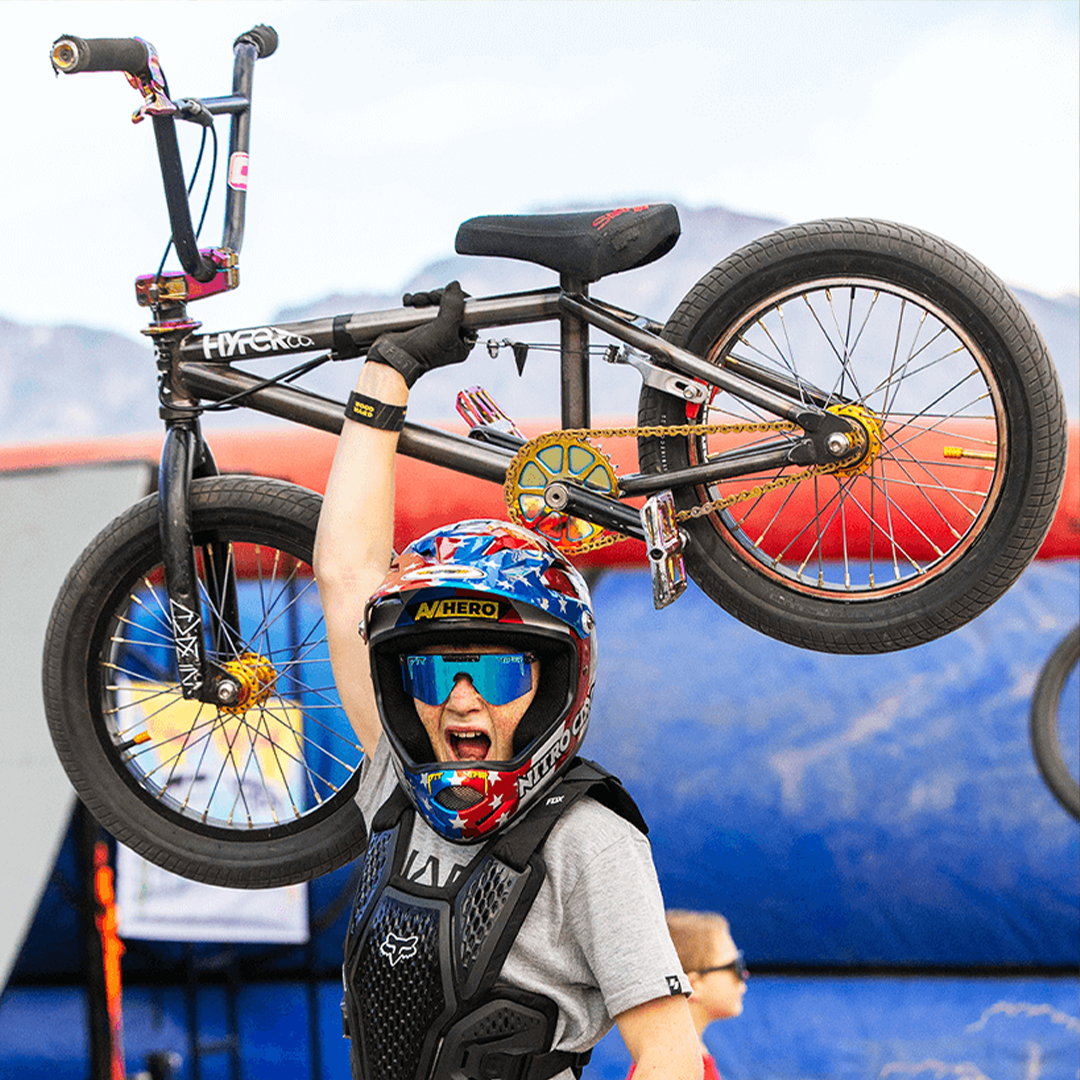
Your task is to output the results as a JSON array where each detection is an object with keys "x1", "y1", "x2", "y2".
[{"x1": 363, "y1": 519, "x2": 596, "y2": 843}]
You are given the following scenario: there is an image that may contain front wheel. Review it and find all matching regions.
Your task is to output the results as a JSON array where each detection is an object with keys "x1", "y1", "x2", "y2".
[
  {"x1": 1030, "y1": 626, "x2": 1080, "y2": 820},
  {"x1": 42, "y1": 475, "x2": 367, "y2": 888},
  {"x1": 639, "y1": 219, "x2": 1068, "y2": 653}
]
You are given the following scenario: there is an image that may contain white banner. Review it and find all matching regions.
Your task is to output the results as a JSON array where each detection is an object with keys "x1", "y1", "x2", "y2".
[
  {"x1": 116, "y1": 846, "x2": 309, "y2": 944},
  {"x1": 111, "y1": 672, "x2": 312, "y2": 944}
]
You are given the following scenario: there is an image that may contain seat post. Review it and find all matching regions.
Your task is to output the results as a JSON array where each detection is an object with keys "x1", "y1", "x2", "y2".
[{"x1": 559, "y1": 275, "x2": 590, "y2": 429}]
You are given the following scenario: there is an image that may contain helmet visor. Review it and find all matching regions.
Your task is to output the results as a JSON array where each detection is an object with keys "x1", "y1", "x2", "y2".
[{"x1": 400, "y1": 652, "x2": 536, "y2": 707}]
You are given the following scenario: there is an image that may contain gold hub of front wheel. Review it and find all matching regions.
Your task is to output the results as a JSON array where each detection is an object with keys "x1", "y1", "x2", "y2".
[{"x1": 219, "y1": 651, "x2": 278, "y2": 714}]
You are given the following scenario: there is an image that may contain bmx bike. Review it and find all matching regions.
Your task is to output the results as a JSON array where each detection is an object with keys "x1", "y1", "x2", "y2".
[{"x1": 41, "y1": 27, "x2": 1068, "y2": 886}]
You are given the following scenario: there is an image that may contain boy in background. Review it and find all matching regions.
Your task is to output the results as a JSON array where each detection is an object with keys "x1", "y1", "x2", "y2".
[{"x1": 628, "y1": 911, "x2": 747, "y2": 1080}]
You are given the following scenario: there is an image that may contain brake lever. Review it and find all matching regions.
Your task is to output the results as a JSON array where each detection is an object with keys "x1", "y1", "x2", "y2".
[
  {"x1": 123, "y1": 39, "x2": 178, "y2": 123},
  {"x1": 175, "y1": 97, "x2": 214, "y2": 128}
]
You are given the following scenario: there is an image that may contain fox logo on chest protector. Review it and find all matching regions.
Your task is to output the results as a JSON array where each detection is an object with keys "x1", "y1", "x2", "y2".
[{"x1": 379, "y1": 932, "x2": 419, "y2": 967}]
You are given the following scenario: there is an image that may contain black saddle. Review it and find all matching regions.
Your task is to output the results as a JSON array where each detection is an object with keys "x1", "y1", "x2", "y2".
[{"x1": 455, "y1": 203, "x2": 680, "y2": 283}]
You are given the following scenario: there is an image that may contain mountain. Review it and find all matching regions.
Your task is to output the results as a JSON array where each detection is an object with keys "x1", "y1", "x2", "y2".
[
  {"x1": 1, "y1": 205, "x2": 1077, "y2": 443},
  {"x1": 0, "y1": 320, "x2": 159, "y2": 443}
]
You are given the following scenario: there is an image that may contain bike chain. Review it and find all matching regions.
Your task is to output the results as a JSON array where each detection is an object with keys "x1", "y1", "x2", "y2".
[{"x1": 504, "y1": 420, "x2": 866, "y2": 554}]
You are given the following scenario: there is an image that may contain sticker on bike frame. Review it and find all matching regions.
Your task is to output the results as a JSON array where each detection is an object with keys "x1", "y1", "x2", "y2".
[
  {"x1": 227, "y1": 152, "x2": 249, "y2": 191},
  {"x1": 200, "y1": 327, "x2": 315, "y2": 359},
  {"x1": 400, "y1": 652, "x2": 535, "y2": 706}
]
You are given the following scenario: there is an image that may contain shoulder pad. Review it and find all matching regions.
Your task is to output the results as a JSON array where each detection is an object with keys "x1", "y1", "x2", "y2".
[{"x1": 558, "y1": 757, "x2": 649, "y2": 836}]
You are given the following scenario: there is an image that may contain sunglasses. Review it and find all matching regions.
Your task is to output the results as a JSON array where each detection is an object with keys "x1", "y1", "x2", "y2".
[
  {"x1": 400, "y1": 652, "x2": 537, "y2": 706},
  {"x1": 697, "y1": 950, "x2": 748, "y2": 981}
]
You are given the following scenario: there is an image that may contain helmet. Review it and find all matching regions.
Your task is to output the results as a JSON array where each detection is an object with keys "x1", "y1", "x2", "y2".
[{"x1": 363, "y1": 519, "x2": 596, "y2": 843}]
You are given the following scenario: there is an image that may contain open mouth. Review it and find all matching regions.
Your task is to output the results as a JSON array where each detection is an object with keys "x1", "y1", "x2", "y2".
[{"x1": 448, "y1": 730, "x2": 491, "y2": 761}]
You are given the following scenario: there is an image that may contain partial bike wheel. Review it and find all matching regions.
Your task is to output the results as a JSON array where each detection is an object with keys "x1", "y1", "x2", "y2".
[
  {"x1": 638, "y1": 219, "x2": 1068, "y2": 653},
  {"x1": 1030, "y1": 625, "x2": 1080, "y2": 820},
  {"x1": 42, "y1": 475, "x2": 367, "y2": 888}
]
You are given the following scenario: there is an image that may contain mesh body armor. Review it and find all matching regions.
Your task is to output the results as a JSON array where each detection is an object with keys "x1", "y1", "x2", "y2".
[{"x1": 342, "y1": 758, "x2": 648, "y2": 1080}]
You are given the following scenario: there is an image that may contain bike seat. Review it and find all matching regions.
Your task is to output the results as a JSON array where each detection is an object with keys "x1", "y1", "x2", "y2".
[{"x1": 455, "y1": 203, "x2": 680, "y2": 283}]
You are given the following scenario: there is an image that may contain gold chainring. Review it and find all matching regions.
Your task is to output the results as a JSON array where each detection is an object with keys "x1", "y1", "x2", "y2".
[{"x1": 504, "y1": 431, "x2": 621, "y2": 554}]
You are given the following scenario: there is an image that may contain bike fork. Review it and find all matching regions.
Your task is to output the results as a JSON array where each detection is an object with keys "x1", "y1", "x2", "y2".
[{"x1": 159, "y1": 419, "x2": 237, "y2": 701}]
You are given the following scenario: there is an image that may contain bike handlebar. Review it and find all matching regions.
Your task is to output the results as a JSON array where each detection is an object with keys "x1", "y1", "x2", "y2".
[
  {"x1": 233, "y1": 25, "x2": 278, "y2": 59},
  {"x1": 51, "y1": 35, "x2": 153, "y2": 76},
  {"x1": 51, "y1": 26, "x2": 277, "y2": 285}
]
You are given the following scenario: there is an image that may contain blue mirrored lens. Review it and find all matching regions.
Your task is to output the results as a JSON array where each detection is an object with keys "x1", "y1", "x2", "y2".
[{"x1": 401, "y1": 653, "x2": 534, "y2": 706}]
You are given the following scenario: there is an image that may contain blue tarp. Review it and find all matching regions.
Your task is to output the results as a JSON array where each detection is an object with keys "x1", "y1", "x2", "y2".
[
  {"x1": 586, "y1": 974, "x2": 1080, "y2": 1080},
  {"x1": 2, "y1": 975, "x2": 1076, "y2": 1080},
  {"x1": 588, "y1": 561, "x2": 1080, "y2": 967}
]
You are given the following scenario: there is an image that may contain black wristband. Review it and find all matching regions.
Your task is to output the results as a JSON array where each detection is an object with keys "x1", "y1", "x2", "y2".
[{"x1": 344, "y1": 392, "x2": 406, "y2": 432}]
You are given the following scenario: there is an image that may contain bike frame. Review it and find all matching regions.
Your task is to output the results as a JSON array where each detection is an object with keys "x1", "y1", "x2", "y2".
[
  {"x1": 153, "y1": 279, "x2": 854, "y2": 703},
  {"x1": 52, "y1": 27, "x2": 857, "y2": 705}
]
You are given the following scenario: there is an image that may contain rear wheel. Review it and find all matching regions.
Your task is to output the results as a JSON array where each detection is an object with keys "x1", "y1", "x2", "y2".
[
  {"x1": 1030, "y1": 625, "x2": 1080, "y2": 820},
  {"x1": 42, "y1": 475, "x2": 366, "y2": 888},
  {"x1": 638, "y1": 219, "x2": 1067, "y2": 653}
]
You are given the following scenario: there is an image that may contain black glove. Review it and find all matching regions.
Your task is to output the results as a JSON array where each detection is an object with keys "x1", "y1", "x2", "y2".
[{"x1": 366, "y1": 281, "x2": 475, "y2": 387}]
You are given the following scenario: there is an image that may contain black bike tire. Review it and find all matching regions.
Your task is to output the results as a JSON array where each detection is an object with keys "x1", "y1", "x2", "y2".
[
  {"x1": 42, "y1": 475, "x2": 367, "y2": 888},
  {"x1": 638, "y1": 218, "x2": 1068, "y2": 654},
  {"x1": 1030, "y1": 625, "x2": 1080, "y2": 820}
]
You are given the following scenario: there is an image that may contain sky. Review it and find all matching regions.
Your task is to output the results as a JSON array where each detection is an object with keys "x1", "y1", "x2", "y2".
[{"x1": 4, "y1": 0, "x2": 1077, "y2": 339}]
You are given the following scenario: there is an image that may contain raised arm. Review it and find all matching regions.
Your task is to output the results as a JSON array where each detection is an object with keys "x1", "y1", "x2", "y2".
[
  {"x1": 617, "y1": 995, "x2": 702, "y2": 1080},
  {"x1": 313, "y1": 283, "x2": 474, "y2": 753},
  {"x1": 314, "y1": 361, "x2": 408, "y2": 753}
]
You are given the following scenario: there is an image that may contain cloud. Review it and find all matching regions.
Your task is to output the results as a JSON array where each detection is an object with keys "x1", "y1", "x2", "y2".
[{"x1": 780, "y1": 11, "x2": 1078, "y2": 294}]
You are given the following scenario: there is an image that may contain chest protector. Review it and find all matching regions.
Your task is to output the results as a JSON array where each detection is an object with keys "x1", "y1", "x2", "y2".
[{"x1": 342, "y1": 758, "x2": 648, "y2": 1080}]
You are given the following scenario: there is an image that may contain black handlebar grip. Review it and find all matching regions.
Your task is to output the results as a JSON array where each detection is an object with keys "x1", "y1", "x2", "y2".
[
  {"x1": 233, "y1": 25, "x2": 278, "y2": 59},
  {"x1": 50, "y1": 34, "x2": 152, "y2": 77}
]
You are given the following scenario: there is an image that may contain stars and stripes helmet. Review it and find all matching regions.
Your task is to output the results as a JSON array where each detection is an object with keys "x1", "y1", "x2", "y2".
[{"x1": 363, "y1": 519, "x2": 597, "y2": 842}]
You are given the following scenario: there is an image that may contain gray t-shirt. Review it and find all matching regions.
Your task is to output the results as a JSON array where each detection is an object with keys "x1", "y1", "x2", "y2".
[{"x1": 354, "y1": 738, "x2": 687, "y2": 1077}]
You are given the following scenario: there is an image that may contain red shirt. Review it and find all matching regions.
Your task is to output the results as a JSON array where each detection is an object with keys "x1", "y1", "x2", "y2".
[{"x1": 627, "y1": 1053, "x2": 722, "y2": 1079}]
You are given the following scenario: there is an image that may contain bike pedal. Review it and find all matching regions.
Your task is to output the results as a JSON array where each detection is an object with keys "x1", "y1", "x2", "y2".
[
  {"x1": 456, "y1": 386, "x2": 525, "y2": 438},
  {"x1": 457, "y1": 386, "x2": 527, "y2": 450},
  {"x1": 640, "y1": 491, "x2": 688, "y2": 610}
]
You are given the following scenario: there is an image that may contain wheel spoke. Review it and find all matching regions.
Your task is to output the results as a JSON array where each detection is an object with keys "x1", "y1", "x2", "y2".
[
  {"x1": 98, "y1": 523, "x2": 359, "y2": 833},
  {"x1": 690, "y1": 275, "x2": 1009, "y2": 599}
]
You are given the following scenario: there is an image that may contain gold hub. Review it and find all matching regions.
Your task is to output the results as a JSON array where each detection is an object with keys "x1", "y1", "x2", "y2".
[
  {"x1": 827, "y1": 403, "x2": 883, "y2": 478},
  {"x1": 219, "y1": 651, "x2": 278, "y2": 714}
]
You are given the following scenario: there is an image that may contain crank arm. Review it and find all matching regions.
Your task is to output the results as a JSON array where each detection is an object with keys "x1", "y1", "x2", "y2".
[
  {"x1": 543, "y1": 482, "x2": 647, "y2": 542},
  {"x1": 542, "y1": 482, "x2": 689, "y2": 611}
]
